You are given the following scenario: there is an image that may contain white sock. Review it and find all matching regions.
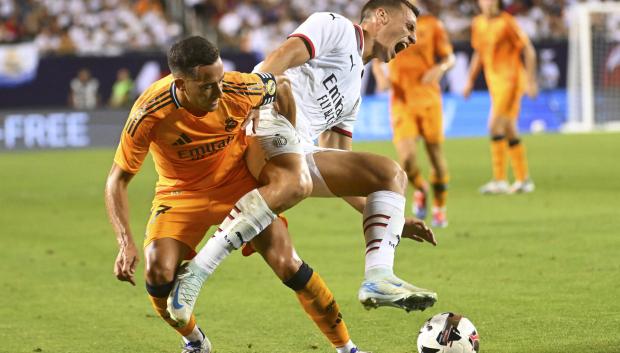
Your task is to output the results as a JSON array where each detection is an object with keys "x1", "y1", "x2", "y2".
[
  {"x1": 362, "y1": 191, "x2": 406, "y2": 279},
  {"x1": 192, "y1": 189, "x2": 276, "y2": 277},
  {"x1": 335, "y1": 340, "x2": 357, "y2": 353},
  {"x1": 182, "y1": 325, "x2": 204, "y2": 343}
]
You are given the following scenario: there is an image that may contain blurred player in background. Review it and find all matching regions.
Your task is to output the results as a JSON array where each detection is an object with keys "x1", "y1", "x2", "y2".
[
  {"x1": 463, "y1": 0, "x2": 538, "y2": 194},
  {"x1": 105, "y1": 36, "x2": 367, "y2": 353},
  {"x1": 372, "y1": 0, "x2": 454, "y2": 227},
  {"x1": 168, "y1": 0, "x2": 440, "y2": 333}
]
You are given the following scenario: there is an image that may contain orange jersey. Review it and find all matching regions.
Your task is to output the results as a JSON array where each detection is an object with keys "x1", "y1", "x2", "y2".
[
  {"x1": 114, "y1": 71, "x2": 276, "y2": 194},
  {"x1": 388, "y1": 15, "x2": 453, "y2": 107},
  {"x1": 471, "y1": 12, "x2": 528, "y2": 94}
]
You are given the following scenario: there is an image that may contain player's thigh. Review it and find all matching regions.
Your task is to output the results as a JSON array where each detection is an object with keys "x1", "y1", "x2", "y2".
[
  {"x1": 490, "y1": 86, "x2": 523, "y2": 123},
  {"x1": 394, "y1": 137, "x2": 419, "y2": 172},
  {"x1": 391, "y1": 100, "x2": 420, "y2": 144},
  {"x1": 420, "y1": 103, "x2": 444, "y2": 145},
  {"x1": 145, "y1": 171, "x2": 258, "y2": 254},
  {"x1": 312, "y1": 149, "x2": 404, "y2": 196}
]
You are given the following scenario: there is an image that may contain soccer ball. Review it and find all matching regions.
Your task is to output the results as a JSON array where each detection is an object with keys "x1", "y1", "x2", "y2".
[{"x1": 417, "y1": 312, "x2": 480, "y2": 353}]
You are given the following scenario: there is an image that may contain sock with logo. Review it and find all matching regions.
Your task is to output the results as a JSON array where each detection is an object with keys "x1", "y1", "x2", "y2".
[
  {"x1": 508, "y1": 138, "x2": 529, "y2": 181},
  {"x1": 284, "y1": 263, "x2": 351, "y2": 348},
  {"x1": 362, "y1": 191, "x2": 406, "y2": 278},
  {"x1": 490, "y1": 135, "x2": 508, "y2": 181},
  {"x1": 430, "y1": 173, "x2": 449, "y2": 208},
  {"x1": 146, "y1": 281, "x2": 198, "y2": 337},
  {"x1": 192, "y1": 189, "x2": 276, "y2": 279}
]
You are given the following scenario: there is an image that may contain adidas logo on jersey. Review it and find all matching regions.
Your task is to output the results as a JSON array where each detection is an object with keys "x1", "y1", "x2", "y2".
[{"x1": 172, "y1": 133, "x2": 193, "y2": 146}]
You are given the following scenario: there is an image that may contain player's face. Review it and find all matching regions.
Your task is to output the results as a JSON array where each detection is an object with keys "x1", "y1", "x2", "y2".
[
  {"x1": 181, "y1": 58, "x2": 225, "y2": 113},
  {"x1": 478, "y1": 0, "x2": 500, "y2": 15},
  {"x1": 375, "y1": 4, "x2": 417, "y2": 63}
]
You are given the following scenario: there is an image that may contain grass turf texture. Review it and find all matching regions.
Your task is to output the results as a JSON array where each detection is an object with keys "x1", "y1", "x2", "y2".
[{"x1": 0, "y1": 133, "x2": 618, "y2": 353}]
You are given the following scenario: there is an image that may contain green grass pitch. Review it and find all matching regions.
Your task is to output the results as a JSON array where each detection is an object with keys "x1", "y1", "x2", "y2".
[{"x1": 0, "y1": 133, "x2": 618, "y2": 353}]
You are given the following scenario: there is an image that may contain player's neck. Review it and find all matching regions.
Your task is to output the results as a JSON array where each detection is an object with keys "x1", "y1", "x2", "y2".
[{"x1": 483, "y1": 9, "x2": 501, "y2": 18}]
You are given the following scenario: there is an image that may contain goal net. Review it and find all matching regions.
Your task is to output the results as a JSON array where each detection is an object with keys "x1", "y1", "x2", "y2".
[{"x1": 567, "y1": 2, "x2": 620, "y2": 132}]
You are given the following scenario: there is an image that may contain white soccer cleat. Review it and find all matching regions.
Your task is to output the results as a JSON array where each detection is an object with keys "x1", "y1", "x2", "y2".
[
  {"x1": 181, "y1": 335, "x2": 212, "y2": 353},
  {"x1": 167, "y1": 262, "x2": 207, "y2": 326},
  {"x1": 358, "y1": 275, "x2": 437, "y2": 312},
  {"x1": 431, "y1": 207, "x2": 448, "y2": 228},
  {"x1": 478, "y1": 180, "x2": 510, "y2": 195},
  {"x1": 510, "y1": 178, "x2": 535, "y2": 194},
  {"x1": 348, "y1": 348, "x2": 372, "y2": 353}
]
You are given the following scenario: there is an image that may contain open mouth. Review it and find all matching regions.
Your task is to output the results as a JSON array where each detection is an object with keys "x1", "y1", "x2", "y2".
[{"x1": 395, "y1": 40, "x2": 409, "y2": 55}]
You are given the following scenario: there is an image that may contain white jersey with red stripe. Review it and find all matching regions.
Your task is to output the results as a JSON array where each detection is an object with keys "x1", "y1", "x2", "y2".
[{"x1": 258, "y1": 12, "x2": 365, "y2": 145}]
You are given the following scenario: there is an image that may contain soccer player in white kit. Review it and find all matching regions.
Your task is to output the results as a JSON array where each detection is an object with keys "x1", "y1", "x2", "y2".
[{"x1": 169, "y1": 0, "x2": 437, "y2": 342}]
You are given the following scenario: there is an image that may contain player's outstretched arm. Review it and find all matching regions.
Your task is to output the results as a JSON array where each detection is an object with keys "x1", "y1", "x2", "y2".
[
  {"x1": 463, "y1": 51, "x2": 481, "y2": 99},
  {"x1": 523, "y1": 41, "x2": 538, "y2": 98},
  {"x1": 104, "y1": 163, "x2": 139, "y2": 286},
  {"x1": 257, "y1": 37, "x2": 311, "y2": 75},
  {"x1": 421, "y1": 53, "x2": 455, "y2": 85}
]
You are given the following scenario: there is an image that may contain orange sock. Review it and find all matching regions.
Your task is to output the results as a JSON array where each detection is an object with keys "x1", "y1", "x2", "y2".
[
  {"x1": 148, "y1": 294, "x2": 197, "y2": 337},
  {"x1": 430, "y1": 174, "x2": 449, "y2": 208},
  {"x1": 490, "y1": 136, "x2": 508, "y2": 181},
  {"x1": 286, "y1": 264, "x2": 349, "y2": 347},
  {"x1": 508, "y1": 139, "x2": 529, "y2": 181}
]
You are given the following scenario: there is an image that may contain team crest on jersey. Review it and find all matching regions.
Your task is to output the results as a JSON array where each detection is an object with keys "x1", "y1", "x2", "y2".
[
  {"x1": 225, "y1": 117, "x2": 238, "y2": 132},
  {"x1": 272, "y1": 134, "x2": 287, "y2": 148}
]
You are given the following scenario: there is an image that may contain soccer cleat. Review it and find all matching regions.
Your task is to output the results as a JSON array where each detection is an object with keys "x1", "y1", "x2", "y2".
[
  {"x1": 510, "y1": 178, "x2": 535, "y2": 194},
  {"x1": 167, "y1": 262, "x2": 207, "y2": 326},
  {"x1": 478, "y1": 180, "x2": 510, "y2": 195},
  {"x1": 349, "y1": 348, "x2": 372, "y2": 353},
  {"x1": 431, "y1": 207, "x2": 448, "y2": 228},
  {"x1": 358, "y1": 275, "x2": 437, "y2": 312},
  {"x1": 412, "y1": 189, "x2": 428, "y2": 219},
  {"x1": 181, "y1": 335, "x2": 212, "y2": 353}
]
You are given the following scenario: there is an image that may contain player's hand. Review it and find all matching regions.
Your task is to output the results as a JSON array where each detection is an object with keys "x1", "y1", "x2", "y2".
[
  {"x1": 462, "y1": 81, "x2": 473, "y2": 99},
  {"x1": 114, "y1": 240, "x2": 139, "y2": 286},
  {"x1": 401, "y1": 217, "x2": 437, "y2": 246},
  {"x1": 242, "y1": 109, "x2": 260, "y2": 134},
  {"x1": 526, "y1": 79, "x2": 539, "y2": 98},
  {"x1": 421, "y1": 65, "x2": 445, "y2": 85}
]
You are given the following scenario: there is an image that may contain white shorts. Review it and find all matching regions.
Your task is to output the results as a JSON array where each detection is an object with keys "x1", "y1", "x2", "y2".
[
  {"x1": 247, "y1": 105, "x2": 303, "y2": 160},
  {"x1": 304, "y1": 145, "x2": 343, "y2": 197}
]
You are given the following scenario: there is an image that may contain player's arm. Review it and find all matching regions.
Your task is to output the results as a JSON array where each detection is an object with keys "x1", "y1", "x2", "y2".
[
  {"x1": 371, "y1": 59, "x2": 391, "y2": 92},
  {"x1": 522, "y1": 36, "x2": 538, "y2": 98},
  {"x1": 258, "y1": 38, "x2": 311, "y2": 75},
  {"x1": 463, "y1": 51, "x2": 481, "y2": 99},
  {"x1": 104, "y1": 164, "x2": 139, "y2": 286},
  {"x1": 422, "y1": 20, "x2": 456, "y2": 85}
]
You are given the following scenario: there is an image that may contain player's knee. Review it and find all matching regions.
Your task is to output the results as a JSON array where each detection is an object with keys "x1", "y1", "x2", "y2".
[
  {"x1": 145, "y1": 261, "x2": 176, "y2": 286},
  {"x1": 376, "y1": 159, "x2": 407, "y2": 194}
]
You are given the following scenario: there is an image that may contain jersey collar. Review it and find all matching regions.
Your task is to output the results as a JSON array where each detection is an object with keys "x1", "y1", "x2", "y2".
[
  {"x1": 170, "y1": 81, "x2": 182, "y2": 108},
  {"x1": 353, "y1": 24, "x2": 364, "y2": 57}
]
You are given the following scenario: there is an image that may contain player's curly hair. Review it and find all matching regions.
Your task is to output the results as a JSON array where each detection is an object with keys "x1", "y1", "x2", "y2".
[
  {"x1": 167, "y1": 36, "x2": 220, "y2": 77},
  {"x1": 361, "y1": 0, "x2": 420, "y2": 22}
]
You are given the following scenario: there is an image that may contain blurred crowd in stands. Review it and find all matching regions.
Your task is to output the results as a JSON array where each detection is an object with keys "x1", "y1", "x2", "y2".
[
  {"x1": 1, "y1": 0, "x2": 619, "y2": 57},
  {"x1": 0, "y1": 0, "x2": 181, "y2": 55}
]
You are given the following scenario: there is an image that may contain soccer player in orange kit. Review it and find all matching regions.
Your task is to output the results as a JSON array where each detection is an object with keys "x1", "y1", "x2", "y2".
[
  {"x1": 372, "y1": 0, "x2": 455, "y2": 227},
  {"x1": 463, "y1": 0, "x2": 538, "y2": 194},
  {"x1": 105, "y1": 36, "x2": 369, "y2": 353}
]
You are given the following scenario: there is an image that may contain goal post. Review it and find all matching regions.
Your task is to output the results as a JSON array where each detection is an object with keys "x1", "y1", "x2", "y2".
[{"x1": 566, "y1": 2, "x2": 620, "y2": 132}]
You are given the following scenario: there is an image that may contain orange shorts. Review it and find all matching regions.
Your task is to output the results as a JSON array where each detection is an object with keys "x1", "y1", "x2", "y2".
[
  {"x1": 490, "y1": 85, "x2": 524, "y2": 120},
  {"x1": 391, "y1": 100, "x2": 444, "y2": 144},
  {"x1": 144, "y1": 169, "x2": 258, "y2": 252}
]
